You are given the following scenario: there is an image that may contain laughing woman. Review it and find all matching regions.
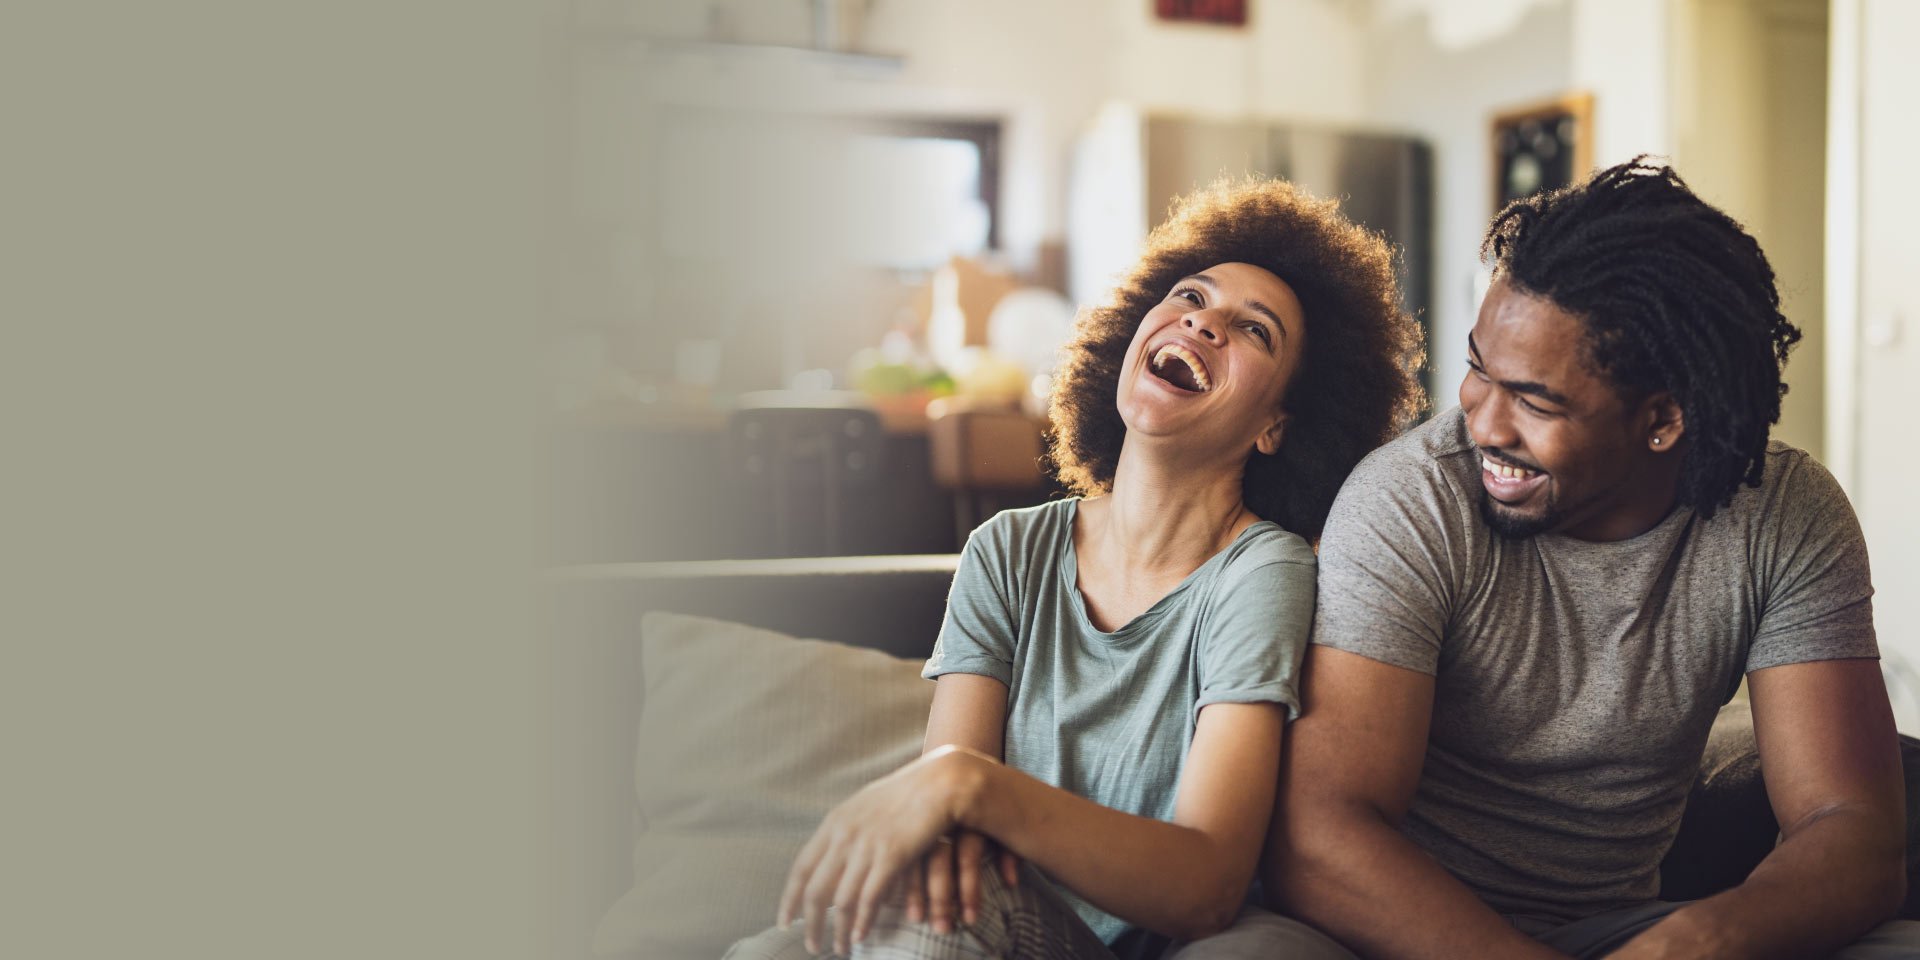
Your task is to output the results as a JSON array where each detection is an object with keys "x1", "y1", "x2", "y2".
[{"x1": 726, "y1": 178, "x2": 1423, "y2": 960}]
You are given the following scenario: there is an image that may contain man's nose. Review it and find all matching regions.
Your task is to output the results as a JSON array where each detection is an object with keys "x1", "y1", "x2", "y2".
[
  {"x1": 1182, "y1": 309, "x2": 1223, "y2": 342},
  {"x1": 1467, "y1": 392, "x2": 1519, "y2": 451}
]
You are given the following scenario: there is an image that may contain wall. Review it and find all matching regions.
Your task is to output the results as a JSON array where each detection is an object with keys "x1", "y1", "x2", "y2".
[
  {"x1": 859, "y1": 0, "x2": 1112, "y2": 274},
  {"x1": 560, "y1": 0, "x2": 1374, "y2": 394},
  {"x1": 1670, "y1": 0, "x2": 1828, "y2": 458},
  {"x1": 582, "y1": 0, "x2": 1370, "y2": 283},
  {"x1": 1361, "y1": 2, "x2": 1576, "y2": 400},
  {"x1": 1106, "y1": 0, "x2": 1368, "y2": 121},
  {"x1": 863, "y1": 0, "x2": 1369, "y2": 274},
  {"x1": 1568, "y1": 0, "x2": 1673, "y2": 166},
  {"x1": 1831, "y1": 0, "x2": 1920, "y2": 731}
]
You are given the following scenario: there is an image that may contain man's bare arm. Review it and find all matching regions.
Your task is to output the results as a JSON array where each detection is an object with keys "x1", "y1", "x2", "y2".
[
  {"x1": 1608, "y1": 658, "x2": 1906, "y2": 959},
  {"x1": 1263, "y1": 647, "x2": 1566, "y2": 960}
]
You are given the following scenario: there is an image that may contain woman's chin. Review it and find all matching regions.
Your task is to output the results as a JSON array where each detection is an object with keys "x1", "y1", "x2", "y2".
[
  {"x1": 1120, "y1": 420, "x2": 1234, "y2": 462},
  {"x1": 1118, "y1": 395, "x2": 1202, "y2": 433}
]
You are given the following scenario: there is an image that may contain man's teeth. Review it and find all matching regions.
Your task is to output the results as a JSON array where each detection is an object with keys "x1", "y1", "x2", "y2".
[
  {"x1": 1482, "y1": 456, "x2": 1539, "y2": 480},
  {"x1": 1150, "y1": 343, "x2": 1212, "y2": 391}
]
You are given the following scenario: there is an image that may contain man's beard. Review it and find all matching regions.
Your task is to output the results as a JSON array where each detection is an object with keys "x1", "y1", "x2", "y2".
[{"x1": 1478, "y1": 488, "x2": 1561, "y2": 540}]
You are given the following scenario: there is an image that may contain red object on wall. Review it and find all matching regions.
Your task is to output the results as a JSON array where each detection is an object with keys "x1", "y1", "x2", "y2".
[{"x1": 1155, "y1": 0, "x2": 1248, "y2": 26}]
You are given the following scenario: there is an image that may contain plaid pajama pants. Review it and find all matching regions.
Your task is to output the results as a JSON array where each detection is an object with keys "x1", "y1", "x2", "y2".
[
  {"x1": 722, "y1": 862, "x2": 1357, "y2": 960},
  {"x1": 723, "y1": 861, "x2": 1111, "y2": 960}
]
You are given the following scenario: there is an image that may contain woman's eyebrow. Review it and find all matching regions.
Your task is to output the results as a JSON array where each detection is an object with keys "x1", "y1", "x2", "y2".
[
  {"x1": 1244, "y1": 301, "x2": 1286, "y2": 338},
  {"x1": 1183, "y1": 273, "x2": 1287, "y2": 339}
]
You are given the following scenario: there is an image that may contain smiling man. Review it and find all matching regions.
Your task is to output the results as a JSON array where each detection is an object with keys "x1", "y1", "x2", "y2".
[{"x1": 1262, "y1": 159, "x2": 1920, "y2": 959}]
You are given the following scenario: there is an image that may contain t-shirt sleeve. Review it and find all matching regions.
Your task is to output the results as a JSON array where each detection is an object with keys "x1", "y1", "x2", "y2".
[
  {"x1": 923, "y1": 520, "x2": 1019, "y2": 684},
  {"x1": 1746, "y1": 454, "x2": 1878, "y2": 672},
  {"x1": 1196, "y1": 549, "x2": 1316, "y2": 720},
  {"x1": 1310, "y1": 453, "x2": 1460, "y2": 675}
]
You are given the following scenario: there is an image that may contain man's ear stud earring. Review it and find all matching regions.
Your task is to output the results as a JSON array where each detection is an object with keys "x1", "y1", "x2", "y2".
[{"x1": 1652, "y1": 437, "x2": 1663, "y2": 446}]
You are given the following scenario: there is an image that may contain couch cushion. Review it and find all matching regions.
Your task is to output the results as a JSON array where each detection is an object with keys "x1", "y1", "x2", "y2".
[{"x1": 591, "y1": 611, "x2": 933, "y2": 959}]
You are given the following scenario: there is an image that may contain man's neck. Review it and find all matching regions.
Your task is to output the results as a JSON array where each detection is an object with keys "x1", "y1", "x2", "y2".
[{"x1": 1559, "y1": 465, "x2": 1686, "y2": 542}]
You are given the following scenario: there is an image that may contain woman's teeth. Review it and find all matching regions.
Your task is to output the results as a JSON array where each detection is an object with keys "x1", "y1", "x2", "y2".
[
  {"x1": 1150, "y1": 343, "x2": 1212, "y2": 392},
  {"x1": 1482, "y1": 456, "x2": 1539, "y2": 480}
]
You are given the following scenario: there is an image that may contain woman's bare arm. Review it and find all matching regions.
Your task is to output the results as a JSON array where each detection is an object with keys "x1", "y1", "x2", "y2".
[
  {"x1": 952, "y1": 699, "x2": 1287, "y2": 940},
  {"x1": 911, "y1": 674, "x2": 1016, "y2": 932},
  {"x1": 922, "y1": 673, "x2": 1007, "y2": 758},
  {"x1": 785, "y1": 698, "x2": 1288, "y2": 950}
]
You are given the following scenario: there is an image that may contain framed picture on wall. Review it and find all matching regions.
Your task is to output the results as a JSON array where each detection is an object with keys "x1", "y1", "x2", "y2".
[
  {"x1": 1154, "y1": 0, "x2": 1248, "y2": 27},
  {"x1": 1490, "y1": 93, "x2": 1593, "y2": 214}
]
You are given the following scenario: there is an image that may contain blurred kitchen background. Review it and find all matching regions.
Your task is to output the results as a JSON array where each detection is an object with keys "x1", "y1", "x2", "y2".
[{"x1": 544, "y1": 0, "x2": 1920, "y2": 727}]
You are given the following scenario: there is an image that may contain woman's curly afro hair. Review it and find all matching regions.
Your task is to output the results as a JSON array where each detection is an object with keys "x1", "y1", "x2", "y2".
[{"x1": 1046, "y1": 176, "x2": 1426, "y2": 539}]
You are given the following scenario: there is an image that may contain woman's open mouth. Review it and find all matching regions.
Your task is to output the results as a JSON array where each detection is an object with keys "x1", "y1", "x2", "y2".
[{"x1": 1149, "y1": 342, "x2": 1212, "y2": 393}]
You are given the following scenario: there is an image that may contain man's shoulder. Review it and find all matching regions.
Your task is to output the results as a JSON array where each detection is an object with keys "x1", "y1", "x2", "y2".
[
  {"x1": 1717, "y1": 440, "x2": 1850, "y2": 525},
  {"x1": 1759, "y1": 440, "x2": 1830, "y2": 490},
  {"x1": 1353, "y1": 406, "x2": 1476, "y2": 477},
  {"x1": 1310, "y1": 410, "x2": 1477, "y2": 675},
  {"x1": 1336, "y1": 407, "x2": 1481, "y2": 516}
]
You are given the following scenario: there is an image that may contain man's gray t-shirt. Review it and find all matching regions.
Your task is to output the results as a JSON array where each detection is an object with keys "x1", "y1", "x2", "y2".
[
  {"x1": 923, "y1": 498, "x2": 1316, "y2": 944},
  {"x1": 1313, "y1": 407, "x2": 1878, "y2": 922}
]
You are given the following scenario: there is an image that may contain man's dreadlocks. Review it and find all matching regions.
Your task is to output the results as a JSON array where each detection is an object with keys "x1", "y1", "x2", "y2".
[{"x1": 1483, "y1": 157, "x2": 1802, "y2": 517}]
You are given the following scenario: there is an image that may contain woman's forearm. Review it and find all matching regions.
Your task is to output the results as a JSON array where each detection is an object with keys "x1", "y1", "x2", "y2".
[{"x1": 937, "y1": 748, "x2": 1255, "y2": 941}]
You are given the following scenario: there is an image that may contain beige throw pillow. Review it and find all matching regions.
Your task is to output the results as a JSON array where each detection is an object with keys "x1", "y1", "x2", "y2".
[{"x1": 592, "y1": 612, "x2": 933, "y2": 959}]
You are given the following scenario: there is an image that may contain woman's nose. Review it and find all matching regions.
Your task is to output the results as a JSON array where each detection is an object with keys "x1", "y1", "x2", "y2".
[{"x1": 1182, "y1": 310, "x2": 1221, "y2": 341}]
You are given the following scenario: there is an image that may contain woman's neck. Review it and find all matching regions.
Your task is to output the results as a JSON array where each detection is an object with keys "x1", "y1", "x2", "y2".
[{"x1": 1081, "y1": 438, "x2": 1255, "y2": 578}]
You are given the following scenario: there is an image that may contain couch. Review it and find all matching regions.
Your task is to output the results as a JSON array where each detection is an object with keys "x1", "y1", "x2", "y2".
[{"x1": 546, "y1": 555, "x2": 1920, "y2": 960}]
